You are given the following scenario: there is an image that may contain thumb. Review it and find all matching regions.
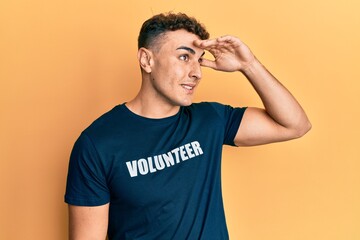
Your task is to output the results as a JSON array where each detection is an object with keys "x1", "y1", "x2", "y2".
[{"x1": 200, "y1": 58, "x2": 217, "y2": 69}]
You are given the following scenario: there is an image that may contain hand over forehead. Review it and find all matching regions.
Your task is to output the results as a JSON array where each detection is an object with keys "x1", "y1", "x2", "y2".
[
  {"x1": 194, "y1": 35, "x2": 243, "y2": 52},
  {"x1": 193, "y1": 35, "x2": 255, "y2": 72}
]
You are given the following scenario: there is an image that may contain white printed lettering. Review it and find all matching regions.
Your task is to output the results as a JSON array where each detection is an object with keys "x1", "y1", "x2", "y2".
[
  {"x1": 171, "y1": 148, "x2": 181, "y2": 163},
  {"x1": 185, "y1": 143, "x2": 195, "y2": 158},
  {"x1": 126, "y1": 160, "x2": 138, "y2": 177},
  {"x1": 125, "y1": 141, "x2": 204, "y2": 177},
  {"x1": 147, "y1": 157, "x2": 157, "y2": 173},
  {"x1": 138, "y1": 159, "x2": 149, "y2": 175},
  {"x1": 191, "y1": 141, "x2": 203, "y2": 156},
  {"x1": 154, "y1": 155, "x2": 165, "y2": 170},
  {"x1": 162, "y1": 152, "x2": 175, "y2": 167},
  {"x1": 179, "y1": 146, "x2": 189, "y2": 160}
]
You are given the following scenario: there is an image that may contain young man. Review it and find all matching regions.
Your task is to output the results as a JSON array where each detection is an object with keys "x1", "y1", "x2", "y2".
[{"x1": 65, "y1": 12, "x2": 311, "y2": 240}]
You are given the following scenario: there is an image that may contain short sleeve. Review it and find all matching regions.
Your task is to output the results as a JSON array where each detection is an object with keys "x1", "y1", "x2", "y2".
[
  {"x1": 210, "y1": 102, "x2": 247, "y2": 146},
  {"x1": 64, "y1": 133, "x2": 110, "y2": 206}
]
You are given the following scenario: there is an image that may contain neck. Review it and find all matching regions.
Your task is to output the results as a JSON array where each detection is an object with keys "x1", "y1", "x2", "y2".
[{"x1": 126, "y1": 93, "x2": 180, "y2": 119}]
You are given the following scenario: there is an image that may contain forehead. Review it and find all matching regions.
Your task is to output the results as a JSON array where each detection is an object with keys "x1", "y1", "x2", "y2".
[{"x1": 158, "y1": 29, "x2": 202, "y2": 52}]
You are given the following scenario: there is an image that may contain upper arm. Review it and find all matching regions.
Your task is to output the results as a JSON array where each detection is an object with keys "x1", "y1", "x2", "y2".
[
  {"x1": 234, "y1": 107, "x2": 305, "y2": 146},
  {"x1": 69, "y1": 203, "x2": 109, "y2": 240}
]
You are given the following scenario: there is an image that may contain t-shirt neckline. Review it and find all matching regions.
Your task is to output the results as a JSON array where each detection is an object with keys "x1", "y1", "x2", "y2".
[{"x1": 119, "y1": 103, "x2": 182, "y2": 124}]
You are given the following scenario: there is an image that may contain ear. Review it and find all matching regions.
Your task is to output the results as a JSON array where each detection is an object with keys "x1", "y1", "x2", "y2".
[{"x1": 137, "y1": 48, "x2": 153, "y2": 73}]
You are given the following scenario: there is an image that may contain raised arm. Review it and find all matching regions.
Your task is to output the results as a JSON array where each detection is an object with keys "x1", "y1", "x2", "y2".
[
  {"x1": 194, "y1": 36, "x2": 311, "y2": 146},
  {"x1": 68, "y1": 204, "x2": 109, "y2": 240}
]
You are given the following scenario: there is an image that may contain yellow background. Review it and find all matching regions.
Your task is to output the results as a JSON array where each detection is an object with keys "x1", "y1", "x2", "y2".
[{"x1": 1, "y1": 0, "x2": 359, "y2": 239}]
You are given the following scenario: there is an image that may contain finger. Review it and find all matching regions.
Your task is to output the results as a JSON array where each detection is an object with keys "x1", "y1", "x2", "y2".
[
  {"x1": 194, "y1": 38, "x2": 218, "y2": 49},
  {"x1": 194, "y1": 36, "x2": 228, "y2": 49},
  {"x1": 217, "y1": 35, "x2": 234, "y2": 42},
  {"x1": 194, "y1": 35, "x2": 238, "y2": 50},
  {"x1": 200, "y1": 58, "x2": 217, "y2": 69}
]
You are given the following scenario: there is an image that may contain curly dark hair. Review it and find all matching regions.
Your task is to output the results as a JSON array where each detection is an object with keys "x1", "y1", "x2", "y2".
[{"x1": 138, "y1": 12, "x2": 210, "y2": 50}]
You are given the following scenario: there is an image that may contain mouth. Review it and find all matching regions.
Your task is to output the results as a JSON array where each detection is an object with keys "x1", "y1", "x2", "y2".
[{"x1": 181, "y1": 84, "x2": 196, "y2": 91}]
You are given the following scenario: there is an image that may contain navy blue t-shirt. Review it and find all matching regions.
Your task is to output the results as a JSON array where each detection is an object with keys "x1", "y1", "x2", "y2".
[{"x1": 65, "y1": 102, "x2": 246, "y2": 240}]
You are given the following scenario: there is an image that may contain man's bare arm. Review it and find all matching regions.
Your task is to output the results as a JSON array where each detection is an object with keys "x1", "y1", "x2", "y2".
[
  {"x1": 234, "y1": 59, "x2": 311, "y2": 146},
  {"x1": 194, "y1": 36, "x2": 311, "y2": 146},
  {"x1": 69, "y1": 204, "x2": 109, "y2": 240}
]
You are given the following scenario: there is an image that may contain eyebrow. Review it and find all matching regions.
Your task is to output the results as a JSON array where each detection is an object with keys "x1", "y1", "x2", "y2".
[{"x1": 176, "y1": 46, "x2": 205, "y2": 57}]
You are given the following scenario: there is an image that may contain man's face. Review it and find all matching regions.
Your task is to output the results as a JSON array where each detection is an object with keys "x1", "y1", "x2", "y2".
[{"x1": 147, "y1": 29, "x2": 205, "y2": 107}]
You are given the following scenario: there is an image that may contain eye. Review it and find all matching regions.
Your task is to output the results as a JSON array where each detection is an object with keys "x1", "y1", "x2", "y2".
[
  {"x1": 198, "y1": 58, "x2": 203, "y2": 64},
  {"x1": 179, "y1": 54, "x2": 189, "y2": 62}
]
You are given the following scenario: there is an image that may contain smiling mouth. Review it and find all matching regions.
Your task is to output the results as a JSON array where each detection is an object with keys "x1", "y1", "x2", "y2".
[{"x1": 181, "y1": 84, "x2": 195, "y2": 90}]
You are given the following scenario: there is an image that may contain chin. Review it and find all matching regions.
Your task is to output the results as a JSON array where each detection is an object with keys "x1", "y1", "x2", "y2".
[
  {"x1": 181, "y1": 102, "x2": 192, "y2": 107},
  {"x1": 172, "y1": 101, "x2": 192, "y2": 107},
  {"x1": 170, "y1": 95, "x2": 194, "y2": 107},
  {"x1": 178, "y1": 98, "x2": 194, "y2": 106}
]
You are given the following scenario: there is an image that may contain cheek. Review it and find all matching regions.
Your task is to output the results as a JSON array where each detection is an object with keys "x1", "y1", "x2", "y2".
[
  {"x1": 162, "y1": 65, "x2": 186, "y2": 81},
  {"x1": 170, "y1": 63, "x2": 188, "y2": 79},
  {"x1": 153, "y1": 58, "x2": 188, "y2": 84}
]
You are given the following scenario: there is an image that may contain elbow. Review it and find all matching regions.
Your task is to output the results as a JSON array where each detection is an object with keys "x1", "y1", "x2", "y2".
[{"x1": 294, "y1": 119, "x2": 312, "y2": 139}]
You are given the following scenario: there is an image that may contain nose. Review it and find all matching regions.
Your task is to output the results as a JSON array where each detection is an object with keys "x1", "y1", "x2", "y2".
[{"x1": 189, "y1": 62, "x2": 202, "y2": 80}]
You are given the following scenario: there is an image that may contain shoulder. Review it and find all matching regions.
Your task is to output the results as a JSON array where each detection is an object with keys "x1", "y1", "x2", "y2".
[
  {"x1": 186, "y1": 102, "x2": 225, "y2": 112},
  {"x1": 187, "y1": 102, "x2": 244, "y2": 118},
  {"x1": 85, "y1": 104, "x2": 124, "y2": 128},
  {"x1": 81, "y1": 104, "x2": 128, "y2": 141}
]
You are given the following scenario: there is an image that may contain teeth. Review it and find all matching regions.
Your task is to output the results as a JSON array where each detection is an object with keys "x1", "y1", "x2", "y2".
[{"x1": 182, "y1": 85, "x2": 193, "y2": 90}]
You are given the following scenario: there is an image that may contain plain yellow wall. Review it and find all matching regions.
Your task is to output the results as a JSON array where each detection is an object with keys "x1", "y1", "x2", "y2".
[{"x1": 1, "y1": 0, "x2": 359, "y2": 239}]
